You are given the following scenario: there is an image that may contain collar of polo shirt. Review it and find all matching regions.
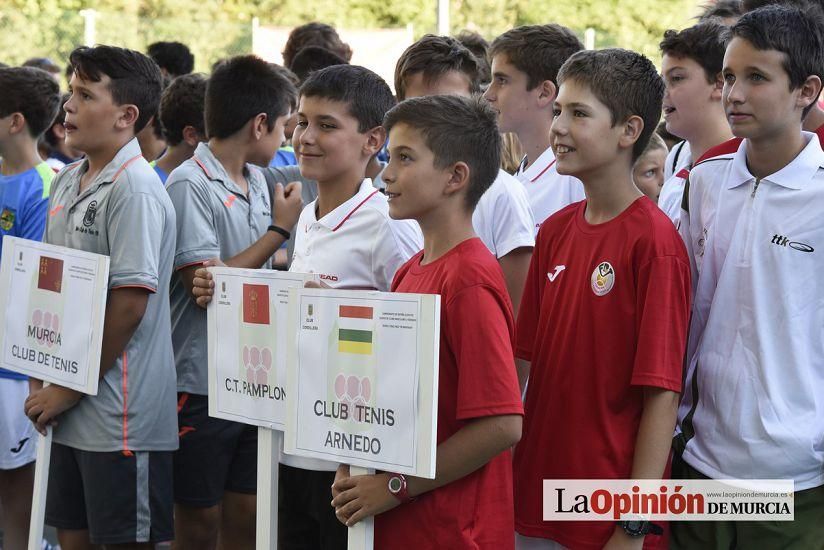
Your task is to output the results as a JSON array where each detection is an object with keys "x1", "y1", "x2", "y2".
[
  {"x1": 314, "y1": 178, "x2": 379, "y2": 232},
  {"x1": 726, "y1": 132, "x2": 824, "y2": 190}
]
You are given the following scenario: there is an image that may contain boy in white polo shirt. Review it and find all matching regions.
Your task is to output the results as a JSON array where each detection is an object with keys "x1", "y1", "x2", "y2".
[
  {"x1": 166, "y1": 55, "x2": 303, "y2": 549},
  {"x1": 387, "y1": 34, "x2": 535, "y2": 313},
  {"x1": 484, "y1": 24, "x2": 586, "y2": 233},
  {"x1": 23, "y1": 45, "x2": 177, "y2": 549},
  {"x1": 657, "y1": 21, "x2": 735, "y2": 225},
  {"x1": 193, "y1": 64, "x2": 421, "y2": 550},
  {"x1": 673, "y1": 6, "x2": 824, "y2": 547}
]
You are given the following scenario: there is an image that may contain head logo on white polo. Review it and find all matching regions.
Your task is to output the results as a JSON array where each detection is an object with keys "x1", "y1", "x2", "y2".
[{"x1": 591, "y1": 261, "x2": 615, "y2": 296}]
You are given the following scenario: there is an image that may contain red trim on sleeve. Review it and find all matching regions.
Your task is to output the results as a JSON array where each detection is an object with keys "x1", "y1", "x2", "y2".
[
  {"x1": 529, "y1": 159, "x2": 557, "y2": 183},
  {"x1": 331, "y1": 190, "x2": 379, "y2": 232},
  {"x1": 121, "y1": 351, "x2": 133, "y2": 457},
  {"x1": 675, "y1": 168, "x2": 690, "y2": 179}
]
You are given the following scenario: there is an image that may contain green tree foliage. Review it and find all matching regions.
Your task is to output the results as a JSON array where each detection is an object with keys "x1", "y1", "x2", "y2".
[{"x1": 0, "y1": 0, "x2": 700, "y2": 70}]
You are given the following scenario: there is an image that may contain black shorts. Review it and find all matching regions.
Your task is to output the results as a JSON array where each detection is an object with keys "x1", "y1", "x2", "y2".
[
  {"x1": 174, "y1": 393, "x2": 257, "y2": 507},
  {"x1": 278, "y1": 464, "x2": 348, "y2": 550},
  {"x1": 45, "y1": 443, "x2": 173, "y2": 545}
]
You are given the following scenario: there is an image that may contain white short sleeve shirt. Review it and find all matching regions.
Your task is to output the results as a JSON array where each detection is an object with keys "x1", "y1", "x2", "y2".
[
  {"x1": 471, "y1": 169, "x2": 535, "y2": 257},
  {"x1": 515, "y1": 148, "x2": 585, "y2": 234}
]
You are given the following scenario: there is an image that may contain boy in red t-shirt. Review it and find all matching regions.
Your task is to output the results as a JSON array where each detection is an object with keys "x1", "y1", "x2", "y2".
[
  {"x1": 514, "y1": 49, "x2": 691, "y2": 550},
  {"x1": 330, "y1": 95, "x2": 524, "y2": 549}
]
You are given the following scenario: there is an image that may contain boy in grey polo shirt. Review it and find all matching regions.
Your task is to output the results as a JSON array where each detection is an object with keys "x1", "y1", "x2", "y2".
[
  {"x1": 23, "y1": 46, "x2": 177, "y2": 548},
  {"x1": 166, "y1": 55, "x2": 303, "y2": 549}
]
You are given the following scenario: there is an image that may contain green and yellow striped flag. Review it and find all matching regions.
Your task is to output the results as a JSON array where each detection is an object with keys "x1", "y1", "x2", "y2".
[{"x1": 338, "y1": 305, "x2": 373, "y2": 355}]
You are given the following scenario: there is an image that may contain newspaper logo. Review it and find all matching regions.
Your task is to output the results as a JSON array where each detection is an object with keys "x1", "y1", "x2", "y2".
[{"x1": 544, "y1": 480, "x2": 794, "y2": 521}]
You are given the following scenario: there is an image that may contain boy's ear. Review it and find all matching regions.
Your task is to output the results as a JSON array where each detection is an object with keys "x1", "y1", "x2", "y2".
[
  {"x1": 7, "y1": 113, "x2": 27, "y2": 136},
  {"x1": 52, "y1": 121, "x2": 66, "y2": 139},
  {"x1": 444, "y1": 161, "x2": 471, "y2": 198},
  {"x1": 618, "y1": 115, "x2": 644, "y2": 151},
  {"x1": 251, "y1": 113, "x2": 269, "y2": 140},
  {"x1": 536, "y1": 80, "x2": 557, "y2": 108},
  {"x1": 797, "y1": 75, "x2": 822, "y2": 113},
  {"x1": 362, "y1": 125, "x2": 387, "y2": 157},
  {"x1": 711, "y1": 72, "x2": 724, "y2": 101},
  {"x1": 182, "y1": 125, "x2": 201, "y2": 147},
  {"x1": 116, "y1": 104, "x2": 140, "y2": 130}
]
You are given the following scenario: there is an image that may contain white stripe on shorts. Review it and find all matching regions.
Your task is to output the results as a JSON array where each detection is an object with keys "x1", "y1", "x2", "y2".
[{"x1": 135, "y1": 451, "x2": 151, "y2": 542}]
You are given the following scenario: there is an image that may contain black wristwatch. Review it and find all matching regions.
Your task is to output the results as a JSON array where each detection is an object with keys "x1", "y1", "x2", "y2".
[{"x1": 619, "y1": 519, "x2": 663, "y2": 537}]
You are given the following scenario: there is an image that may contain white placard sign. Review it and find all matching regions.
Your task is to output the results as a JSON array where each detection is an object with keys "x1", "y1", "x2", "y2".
[
  {"x1": 207, "y1": 267, "x2": 315, "y2": 430},
  {"x1": 285, "y1": 288, "x2": 440, "y2": 478},
  {"x1": 0, "y1": 237, "x2": 109, "y2": 394}
]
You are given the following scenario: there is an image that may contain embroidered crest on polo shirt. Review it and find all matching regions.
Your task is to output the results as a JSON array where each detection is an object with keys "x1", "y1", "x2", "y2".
[
  {"x1": 591, "y1": 261, "x2": 615, "y2": 296},
  {"x1": 0, "y1": 208, "x2": 15, "y2": 231},
  {"x1": 82, "y1": 200, "x2": 98, "y2": 227},
  {"x1": 75, "y1": 200, "x2": 100, "y2": 236}
]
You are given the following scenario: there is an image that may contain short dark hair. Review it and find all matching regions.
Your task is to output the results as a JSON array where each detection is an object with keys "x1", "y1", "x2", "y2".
[
  {"x1": 147, "y1": 41, "x2": 194, "y2": 77},
  {"x1": 283, "y1": 23, "x2": 352, "y2": 70},
  {"x1": 660, "y1": 22, "x2": 728, "y2": 82},
  {"x1": 455, "y1": 30, "x2": 491, "y2": 86},
  {"x1": 151, "y1": 74, "x2": 172, "y2": 139},
  {"x1": 558, "y1": 49, "x2": 665, "y2": 162},
  {"x1": 395, "y1": 35, "x2": 480, "y2": 101},
  {"x1": 205, "y1": 55, "x2": 297, "y2": 139},
  {"x1": 699, "y1": 0, "x2": 744, "y2": 21},
  {"x1": 731, "y1": 5, "x2": 824, "y2": 116},
  {"x1": 44, "y1": 92, "x2": 71, "y2": 149},
  {"x1": 0, "y1": 67, "x2": 62, "y2": 138},
  {"x1": 384, "y1": 95, "x2": 501, "y2": 209},
  {"x1": 489, "y1": 24, "x2": 583, "y2": 90},
  {"x1": 22, "y1": 57, "x2": 61, "y2": 75},
  {"x1": 159, "y1": 73, "x2": 207, "y2": 146},
  {"x1": 290, "y1": 46, "x2": 348, "y2": 83},
  {"x1": 271, "y1": 64, "x2": 300, "y2": 112},
  {"x1": 69, "y1": 45, "x2": 163, "y2": 134},
  {"x1": 300, "y1": 65, "x2": 395, "y2": 132}
]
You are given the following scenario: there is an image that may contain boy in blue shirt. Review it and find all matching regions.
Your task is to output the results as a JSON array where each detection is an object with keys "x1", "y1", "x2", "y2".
[{"x1": 0, "y1": 65, "x2": 60, "y2": 550}]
